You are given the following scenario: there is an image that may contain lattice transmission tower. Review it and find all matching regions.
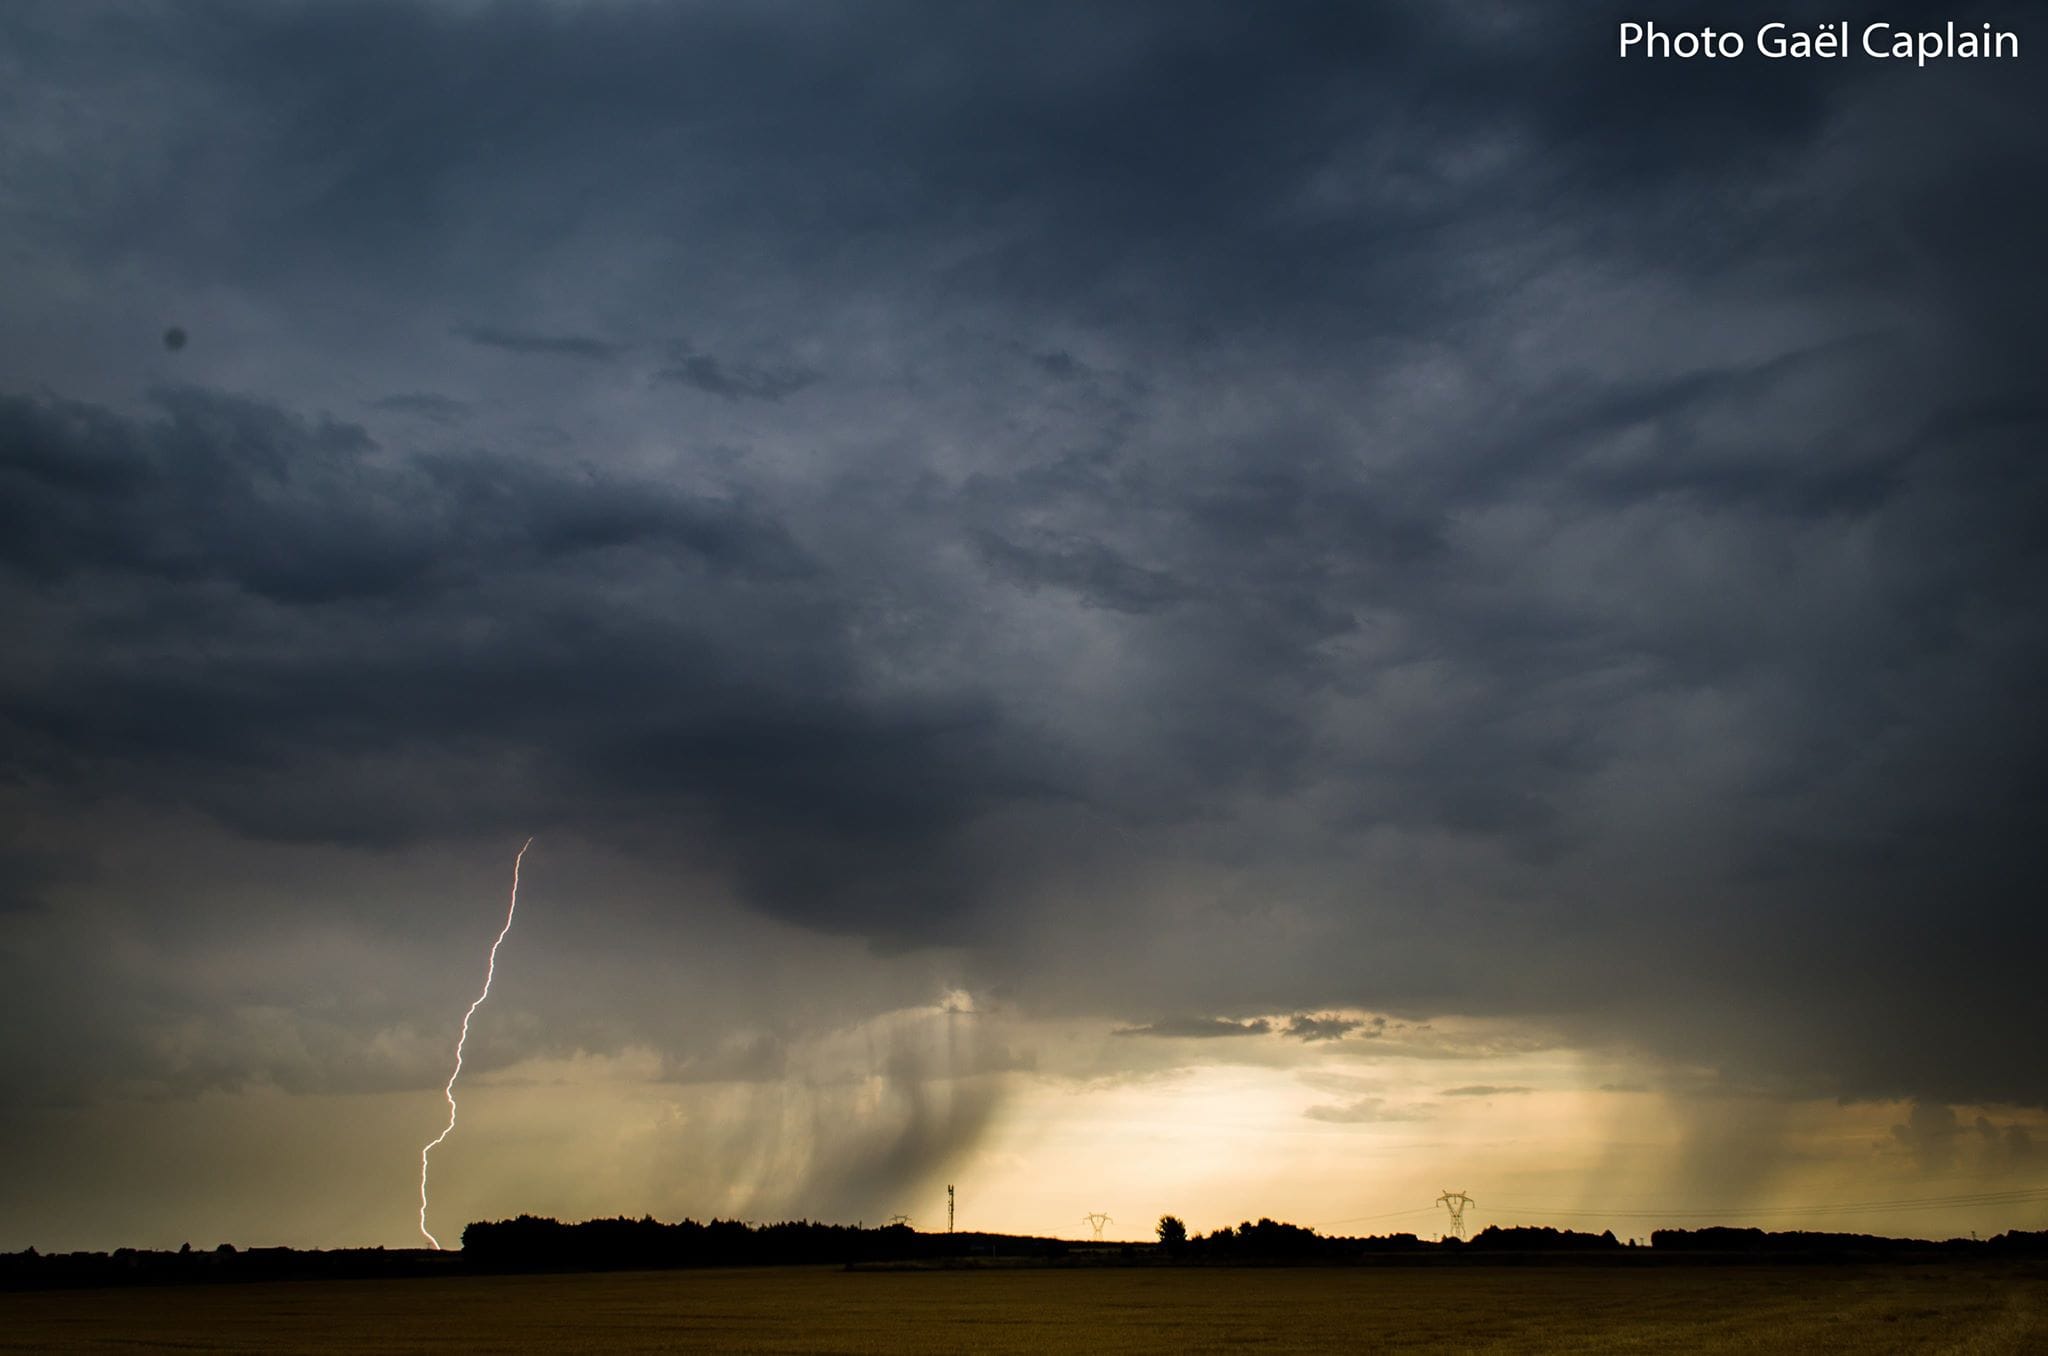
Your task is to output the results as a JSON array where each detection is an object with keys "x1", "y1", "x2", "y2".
[
  {"x1": 1436, "y1": 1190, "x2": 1475, "y2": 1241},
  {"x1": 1083, "y1": 1212, "x2": 1112, "y2": 1241}
]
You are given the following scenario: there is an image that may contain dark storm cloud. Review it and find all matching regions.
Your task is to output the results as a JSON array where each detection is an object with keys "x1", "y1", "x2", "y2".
[
  {"x1": 0, "y1": 386, "x2": 807, "y2": 601},
  {"x1": 0, "y1": 384, "x2": 1025, "y2": 935},
  {"x1": 451, "y1": 326, "x2": 626, "y2": 362},
  {"x1": 0, "y1": 0, "x2": 2044, "y2": 1131},
  {"x1": 0, "y1": 848, "x2": 73, "y2": 917},
  {"x1": 972, "y1": 530, "x2": 1188, "y2": 615},
  {"x1": 1283, "y1": 1015, "x2": 1359, "y2": 1043},
  {"x1": 1032, "y1": 351, "x2": 1084, "y2": 381},
  {"x1": 370, "y1": 392, "x2": 472, "y2": 424},
  {"x1": 656, "y1": 348, "x2": 818, "y2": 404}
]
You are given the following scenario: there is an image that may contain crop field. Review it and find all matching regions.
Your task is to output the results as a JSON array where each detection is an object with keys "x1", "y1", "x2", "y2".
[{"x1": 2, "y1": 1262, "x2": 2041, "y2": 1353}]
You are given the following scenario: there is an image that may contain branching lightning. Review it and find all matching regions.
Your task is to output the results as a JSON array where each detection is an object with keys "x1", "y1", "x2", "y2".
[{"x1": 418, "y1": 837, "x2": 532, "y2": 1250}]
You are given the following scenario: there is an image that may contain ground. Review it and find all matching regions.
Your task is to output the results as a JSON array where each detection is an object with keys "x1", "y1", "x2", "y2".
[{"x1": 2, "y1": 1262, "x2": 2042, "y2": 1353}]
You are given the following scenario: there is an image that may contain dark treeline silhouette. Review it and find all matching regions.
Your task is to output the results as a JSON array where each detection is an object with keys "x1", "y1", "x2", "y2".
[
  {"x1": 1186, "y1": 1222, "x2": 2048, "y2": 1266},
  {"x1": 6, "y1": 1220, "x2": 2045, "y2": 1290},
  {"x1": 1465, "y1": 1225, "x2": 1623, "y2": 1253},
  {"x1": 1196, "y1": 1218, "x2": 1420, "y2": 1260},
  {"x1": 1188, "y1": 1221, "x2": 1616, "y2": 1262}
]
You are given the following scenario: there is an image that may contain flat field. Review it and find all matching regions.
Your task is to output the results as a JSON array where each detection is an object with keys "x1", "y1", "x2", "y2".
[{"x1": 2, "y1": 1262, "x2": 2041, "y2": 1354}]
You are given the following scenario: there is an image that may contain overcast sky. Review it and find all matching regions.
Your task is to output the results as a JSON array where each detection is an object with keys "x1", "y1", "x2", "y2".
[{"x1": 2, "y1": 0, "x2": 2044, "y2": 1250}]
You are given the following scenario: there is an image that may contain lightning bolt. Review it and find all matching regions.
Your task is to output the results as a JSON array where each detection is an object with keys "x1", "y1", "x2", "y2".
[{"x1": 418, "y1": 837, "x2": 532, "y2": 1250}]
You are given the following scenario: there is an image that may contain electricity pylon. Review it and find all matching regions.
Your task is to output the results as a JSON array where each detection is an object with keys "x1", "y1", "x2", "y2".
[
  {"x1": 1436, "y1": 1190, "x2": 1474, "y2": 1241},
  {"x1": 1083, "y1": 1212, "x2": 1112, "y2": 1241}
]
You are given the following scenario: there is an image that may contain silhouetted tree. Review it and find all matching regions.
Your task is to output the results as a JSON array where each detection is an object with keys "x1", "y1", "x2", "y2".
[
  {"x1": 1157, "y1": 1215, "x2": 1187, "y2": 1254},
  {"x1": 1466, "y1": 1225, "x2": 1622, "y2": 1253}
]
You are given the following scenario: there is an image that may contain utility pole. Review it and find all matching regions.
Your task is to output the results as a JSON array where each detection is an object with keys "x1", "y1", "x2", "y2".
[
  {"x1": 1436, "y1": 1190, "x2": 1474, "y2": 1241},
  {"x1": 947, "y1": 1184, "x2": 956, "y2": 1236},
  {"x1": 1083, "y1": 1212, "x2": 1112, "y2": 1242}
]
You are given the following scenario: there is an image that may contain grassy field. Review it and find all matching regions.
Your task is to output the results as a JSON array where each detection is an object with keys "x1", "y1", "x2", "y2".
[{"x1": 2, "y1": 1262, "x2": 2041, "y2": 1353}]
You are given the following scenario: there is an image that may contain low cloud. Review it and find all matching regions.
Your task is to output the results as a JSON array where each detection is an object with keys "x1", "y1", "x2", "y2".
[
  {"x1": 1978, "y1": 1118, "x2": 2035, "y2": 1166},
  {"x1": 1114, "y1": 1017, "x2": 1273, "y2": 1040},
  {"x1": 1891, "y1": 1101, "x2": 1963, "y2": 1174},
  {"x1": 1303, "y1": 1097, "x2": 1431, "y2": 1124},
  {"x1": 1284, "y1": 1014, "x2": 1361, "y2": 1043},
  {"x1": 1892, "y1": 1102, "x2": 2040, "y2": 1176}
]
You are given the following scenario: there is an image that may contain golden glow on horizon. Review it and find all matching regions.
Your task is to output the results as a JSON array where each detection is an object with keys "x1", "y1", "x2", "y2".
[{"x1": 3, "y1": 1006, "x2": 2043, "y2": 1253}]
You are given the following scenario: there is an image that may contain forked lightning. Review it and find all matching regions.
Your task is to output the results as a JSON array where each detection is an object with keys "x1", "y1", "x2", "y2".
[{"x1": 417, "y1": 838, "x2": 533, "y2": 1249}]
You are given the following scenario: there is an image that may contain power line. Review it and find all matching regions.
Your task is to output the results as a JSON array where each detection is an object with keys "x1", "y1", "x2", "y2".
[
  {"x1": 1309, "y1": 1205, "x2": 1441, "y2": 1230},
  {"x1": 1314, "y1": 1184, "x2": 2048, "y2": 1235},
  {"x1": 1503, "y1": 1166, "x2": 2043, "y2": 1199},
  {"x1": 1490, "y1": 1187, "x2": 2048, "y2": 1215},
  {"x1": 1482, "y1": 1185, "x2": 2048, "y2": 1221}
]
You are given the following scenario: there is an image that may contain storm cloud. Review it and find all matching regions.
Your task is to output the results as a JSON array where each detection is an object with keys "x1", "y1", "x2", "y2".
[{"x1": 0, "y1": 0, "x2": 2044, "y2": 1245}]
